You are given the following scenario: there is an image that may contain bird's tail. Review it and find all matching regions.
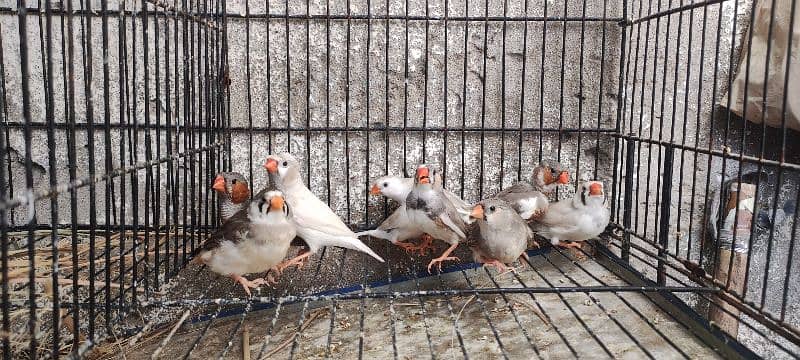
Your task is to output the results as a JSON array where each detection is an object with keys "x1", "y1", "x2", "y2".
[
  {"x1": 354, "y1": 229, "x2": 392, "y2": 242},
  {"x1": 329, "y1": 235, "x2": 386, "y2": 262}
]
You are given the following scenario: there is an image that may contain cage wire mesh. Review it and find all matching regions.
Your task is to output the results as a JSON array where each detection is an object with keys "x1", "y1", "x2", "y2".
[{"x1": 0, "y1": 0, "x2": 799, "y2": 358}]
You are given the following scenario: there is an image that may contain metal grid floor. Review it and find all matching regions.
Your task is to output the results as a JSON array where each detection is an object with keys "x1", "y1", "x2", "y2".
[{"x1": 99, "y1": 247, "x2": 721, "y2": 359}]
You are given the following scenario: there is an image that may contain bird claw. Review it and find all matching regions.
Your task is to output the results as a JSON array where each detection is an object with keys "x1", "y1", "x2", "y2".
[
  {"x1": 556, "y1": 241, "x2": 587, "y2": 261},
  {"x1": 262, "y1": 271, "x2": 280, "y2": 287},
  {"x1": 395, "y1": 235, "x2": 436, "y2": 256},
  {"x1": 482, "y1": 259, "x2": 509, "y2": 273},
  {"x1": 427, "y1": 256, "x2": 460, "y2": 273},
  {"x1": 557, "y1": 241, "x2": 582, "y2": 249},
  {"x1": 276, "y1": 250, "x2": 311, "y2": 273},
  {"x1": 231, "y1": 274, "x2": 264, "y2": 297},
  {"x1": 394, "y1": 241, "x2": 418, "y2": 254},
  {"x1": 276, "y1": 257, "x2": 304, "y2": 273},
  {"x1": 412, "y1": 234, "x2": 436, "y2": 256}
]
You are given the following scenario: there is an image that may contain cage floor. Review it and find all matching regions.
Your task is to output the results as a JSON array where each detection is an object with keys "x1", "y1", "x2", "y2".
[{"x1": 100, "y1": 248, "x2": 721, "y2": 359}]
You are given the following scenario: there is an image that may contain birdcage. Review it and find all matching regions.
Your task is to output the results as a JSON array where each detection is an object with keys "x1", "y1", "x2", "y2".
[{"x1": 1, "y1": 0, "x2": 799, "y2": 358}]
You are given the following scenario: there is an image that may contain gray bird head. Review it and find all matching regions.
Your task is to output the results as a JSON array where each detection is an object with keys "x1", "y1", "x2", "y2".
[
  {"x1": 212, "y1": 172, "x2": 250, "y2": 204},
  {"x1": 469, "y1": 199, "x2": 514, "y2": 223},
  {"x1": 576, "y1": 180, "x2": 606, "y2": 208},
  {"x1": 264, "y1": 153, "x2": 303, "y2": 189},
  {"x1": 414, "y1": 164, "x2": 442, "y2": 188},
  {"x1": 249, "y1": 190, "x2": 290, "y2": 222}
]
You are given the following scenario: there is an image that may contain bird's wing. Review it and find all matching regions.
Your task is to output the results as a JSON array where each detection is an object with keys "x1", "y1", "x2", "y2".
[
  {"x1": 292, "y1": 189, "x2": 357, "y2": 237},
  {"x1": 289, "y1": 187, "x2": 384, "y2": 262},
  {"x1": 443, "y1": 189, "x2": 471, "y2": 209},
  {"x1": 296, "y1": 226, "x2": 385, "y2": 262},
  {"x1": 530, "y1": 200, "x2": 577, "y2": 232},
  {"x1": 377, "y1": 206, "x2": 408, "y2": 231},
  {"x1": 194, "y1": 209, "x2": 249, "y2": 258},
  {"x1": 435, "y1": 212, "x2": 467, "y2": 239},
  {"x1": 497, "y1": 182, "x2": 535, "y2": 197}
]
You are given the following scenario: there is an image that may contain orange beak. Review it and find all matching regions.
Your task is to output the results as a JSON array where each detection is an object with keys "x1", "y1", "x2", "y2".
[
  {"x1": 269, "y1": 195, "x2": 285, "y2": 211},
  {"x1": 470, "y1": 204, "x2": 485, "y2": 220},
  {"x1": 557, "y1": 171, "x2": 570, "y2": 184},
  {"x1": 417, "y1": 167, "x2": 431, "y2": 184},
  {"x1": 212, "y1": 175, "x2": 226, "y2": 193},
  {"x1": 370, "y1": 184, "x2": 381, "y2": 195},
  {"x1": 589, "y1": 182, "x2": 603, "y2": 196},
  {"x1": 264, "y1": 158, "x2": 278, "y2": 173}
]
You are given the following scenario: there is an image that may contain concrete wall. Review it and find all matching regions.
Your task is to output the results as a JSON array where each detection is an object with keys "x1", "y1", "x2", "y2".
[{"x1": 1, "y1": 0, "x2": 621, "y2": 229}]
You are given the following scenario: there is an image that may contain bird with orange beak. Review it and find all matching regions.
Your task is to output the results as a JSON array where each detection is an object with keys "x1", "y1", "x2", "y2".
[
  {"x1": 264, "y1": 153, "x2": 385, "y2": 271},
  {"x1": 212, "y1": 172, "x2": 251, "y2": 222},
  {"x1": 405, "y1": 164, "x2": 470, "y2": 273},
  {"x1": 532, "y1": 162, "x2": 571, "y2": 196},
  {"x1": 530, "y1": 180, "x2": 610, "y2": 251},
  {"x1": 357, "y1": 174, "x2": 466, "y2": 255},
  {"x1": 192, "y1": 190, "x2": 296, "y2": 296},
  {"x1": 467, "y1": 198, "x2": 534, "y2": 273}
]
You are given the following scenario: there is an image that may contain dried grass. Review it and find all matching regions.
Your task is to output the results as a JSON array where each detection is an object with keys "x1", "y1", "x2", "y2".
[{"x1": 3, "y1": 227, "x2": 201, "y2": 359}]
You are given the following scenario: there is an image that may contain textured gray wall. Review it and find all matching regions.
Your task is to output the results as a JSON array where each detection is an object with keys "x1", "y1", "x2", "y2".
[{"x1": 1, "y1": 0, "x2": 622, "y2": 229}]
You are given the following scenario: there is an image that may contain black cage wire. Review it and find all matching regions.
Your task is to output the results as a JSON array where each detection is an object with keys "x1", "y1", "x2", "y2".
[{"x1": 0, "y1": 0, "x2": 799, "y2": 358}]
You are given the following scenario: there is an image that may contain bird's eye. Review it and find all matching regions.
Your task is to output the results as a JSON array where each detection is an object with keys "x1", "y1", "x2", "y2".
[
  {"x1": 231, "y1": 179, "x2": 237, "y2": 184},
  {"x1": 282, "y1": 161, "x2": 288, "y2": 167},
  {"x1": 489, "y1": 206, "x2": 496, "y2": 212},
  {"x1": 383, "y1": 182, "x2": 388, "y2": 187}
]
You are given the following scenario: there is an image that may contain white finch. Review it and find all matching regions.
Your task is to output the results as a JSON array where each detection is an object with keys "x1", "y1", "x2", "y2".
[
  {"x1": 359, "y1": 175, "x2": 465, "y2": 255},
  {"x1": 264, "y1": 153, "x2": 385, "y2": 270},
  {"x1": 212, "y1": 172, "x2": 251, "y2": 222},
  {"x1": 192, "y1": 190, "x2": 296, "y2": 296},
  {"x1": 532, "y1": 162, "x2": 571, "y2": 195},
  {"x1": 369, "y1": 175, "x2": 471, "y2": 209},
  {"x1": 405, "y1": 164, "x2": 470, "y2": 272},
  {"x1": 467, "y1": 198, "x2": 533, "y2": 273},
  {"x1": 531, "y1": 180, "x2": 610, "y2": 248}
]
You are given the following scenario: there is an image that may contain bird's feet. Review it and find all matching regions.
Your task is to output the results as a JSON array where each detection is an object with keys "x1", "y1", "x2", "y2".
[
  {"x1": 262, "y1": 268, "x2": 280, "y2": 286},
  {"x1": 556, "y1": 241, "x2": 587, "y2": 261},
  {"x1": 230, "y1": 274, "x2": 266, "y2": 297},
  {"x1": 410, "y1": 234, "x2": 436, "y2": 256},
  {"x1": 276, "y1": 250, "x2": 312, "y2": 273},
  {"x1": 427, "y1": 255, "x2": 460, "y2": 273},
  {"x1": 394, "y1": 240, "x2": 419, "y2": 254},
  {"x1": 481, "y1": 259, "x2": 509, "y2": 273},
  {"x1": 556, "y1": 241, "x2": 582, "y2": 249},
  {"x1": 517, "y1": 252, "x2": 530, "y2": 269}
]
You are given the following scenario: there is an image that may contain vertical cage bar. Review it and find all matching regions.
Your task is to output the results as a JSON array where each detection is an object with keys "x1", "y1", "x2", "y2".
[
  {"x1": 64, "y1": 0, "x2": 83, "y2": 349},
  {"x1": 14, "y1": 1, "x2": 40, "y2": 355},
  {"x1": 153, "y1": 0, "x2": 163, "y2": 291},
  {"x1": 778, "y1": 0, "x2": 797, "y2": 322},
  {"x1": 657, "y1": 146, "x2": 674, "y2": 286},
  {"x1": 517, "y1": 0, "x2": 528, "y2": 181},
  {"x1": 0, "y1": 23, "x2": 11, "y2": 359},
  {"x1": 40, "y1": 0, "x2": 60, "y2": 353},
  {"x1": 622, "y1": 137, "x2": 635, "y2": 262}
]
